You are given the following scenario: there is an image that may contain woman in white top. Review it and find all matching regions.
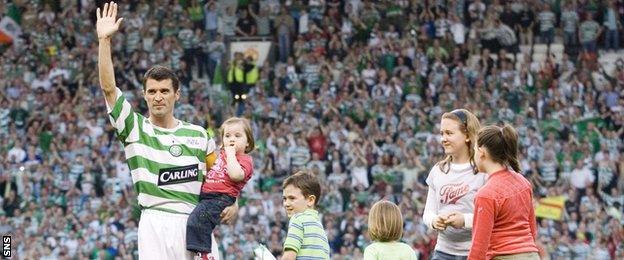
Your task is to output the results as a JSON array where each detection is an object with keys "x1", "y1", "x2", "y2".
[{"x1": 422, "y1": 109, "x2": 487, "y2": 260}]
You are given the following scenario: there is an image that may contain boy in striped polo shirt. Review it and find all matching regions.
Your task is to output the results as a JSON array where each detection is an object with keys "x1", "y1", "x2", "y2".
[{"x1": 282, "y1": 171, "x2": 330, "y2": 260}]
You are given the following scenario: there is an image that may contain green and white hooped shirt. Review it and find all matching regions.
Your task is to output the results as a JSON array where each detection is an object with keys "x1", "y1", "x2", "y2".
[{"x1": 107, "y1": 87, "x2": 216, "y2": 214}]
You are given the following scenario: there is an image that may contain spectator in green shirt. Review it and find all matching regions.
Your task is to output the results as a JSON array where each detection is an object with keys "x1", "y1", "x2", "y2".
[
  {"x1": 560, "y1": 2, "x2": 579, "y2": 49},
  {"x1": 579, "y1": 13, "x2": 603, "y2": 54},
  {"x1": 537, "y1": 3, "x2": 556, "y2": 44},
  {"x1": 426, "y1": 39, "x2": 449, "y2": 61},
  {"x1": 187, "y1": 0, "x2": 204, "y2": 30}
]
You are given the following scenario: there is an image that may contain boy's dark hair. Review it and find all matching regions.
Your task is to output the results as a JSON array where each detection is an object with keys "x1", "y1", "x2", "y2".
[
  {"x1": 282, "y1": 171, "x2": 322, "y2": 206},
  {"x1": 143, "y1": 65, "x2": 180, "y2": 92}
]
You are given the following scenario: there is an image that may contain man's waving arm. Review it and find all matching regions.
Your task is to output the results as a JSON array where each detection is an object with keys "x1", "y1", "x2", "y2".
[{"x1": 96, "y1": 2, "x2": 124, "y2": 108}]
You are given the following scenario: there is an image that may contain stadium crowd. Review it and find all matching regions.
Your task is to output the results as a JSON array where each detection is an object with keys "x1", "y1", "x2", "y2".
[{"x1": 1, "y1": 0, "x2": 623, "y2": 259}]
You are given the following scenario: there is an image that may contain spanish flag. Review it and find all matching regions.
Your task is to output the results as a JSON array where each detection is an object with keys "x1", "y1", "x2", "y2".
[{"x1": 535, "y1": 196, "x2": 566, "y2": 220}]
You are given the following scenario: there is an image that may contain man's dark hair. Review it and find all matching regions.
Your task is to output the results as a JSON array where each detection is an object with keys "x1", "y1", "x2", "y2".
[{"x1": 143, "y1": 65, "x2": 180, "y2": 92}]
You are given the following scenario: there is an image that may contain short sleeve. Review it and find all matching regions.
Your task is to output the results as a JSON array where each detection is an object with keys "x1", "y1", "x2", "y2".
[
  {"x1": 237, "y1": 154, "x2": 254, "y2": 181},
  {"x1": 425, "y1": 165, "x2": 437, "y2": 188},
  {"x1": 284, "y1": 215, "x2": 304, "y2": 253},
  {"x1": 107, "y1": 87, "x2": 140, "y2": 143}
]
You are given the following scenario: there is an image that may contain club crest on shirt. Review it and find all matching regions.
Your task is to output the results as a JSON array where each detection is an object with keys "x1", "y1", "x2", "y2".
[
  {"x1": 439, "y1": 183, "x2": 470, "y2": 204},
  {"x1": 169, "y1": 144, "x2": 183, "y2": 157}
]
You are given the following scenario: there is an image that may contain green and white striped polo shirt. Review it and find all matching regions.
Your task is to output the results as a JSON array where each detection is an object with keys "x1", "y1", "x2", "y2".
[
  {"x1": 107, "y1": 87, "x2": 216, "y2": 214},
  {"x1": 284, "y1": 209, "x2": 330, "y2": 259}
]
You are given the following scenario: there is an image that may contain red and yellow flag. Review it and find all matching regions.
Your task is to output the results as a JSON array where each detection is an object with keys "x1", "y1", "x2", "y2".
[{"x1": 535, "y1": 196, "x2": 566, "y2": 220}]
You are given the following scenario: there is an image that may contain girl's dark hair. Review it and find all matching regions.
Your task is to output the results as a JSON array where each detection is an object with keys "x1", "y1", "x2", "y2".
[{"x1": 477, "y1": 124, "x2": 521, "y2": 173}]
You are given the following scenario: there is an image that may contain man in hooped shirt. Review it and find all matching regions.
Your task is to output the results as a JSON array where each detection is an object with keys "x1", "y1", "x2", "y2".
[{"x1": 96, "y1": 2, "x2": 237, "y2": 259}]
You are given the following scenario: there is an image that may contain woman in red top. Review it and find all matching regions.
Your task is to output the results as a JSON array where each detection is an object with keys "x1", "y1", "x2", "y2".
[{"x1": 469, "y1": 124, "x2": 539, "y2": 260}]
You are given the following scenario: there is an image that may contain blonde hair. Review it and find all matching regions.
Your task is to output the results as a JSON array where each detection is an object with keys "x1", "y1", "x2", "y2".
[
  {"x1": 368, "y1": 200, "x2": 403, "y2": 242},
  {"x1": 437, "y1": 108, "x2": 480, "y2": 174},
  {"x1": 220, "y1": 117, "x2": 255, "y2": 153}
]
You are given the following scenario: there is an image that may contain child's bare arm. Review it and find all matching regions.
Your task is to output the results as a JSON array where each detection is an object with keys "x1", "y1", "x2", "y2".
[
  {"x1": 224, "y1": 146, "x2": 245, "y2": 182},
  {"x1": 282, "y1": 250, "x2": 296, "y2": 260}
]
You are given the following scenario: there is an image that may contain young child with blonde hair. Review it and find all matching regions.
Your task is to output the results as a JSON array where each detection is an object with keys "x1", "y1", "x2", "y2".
[
  {"x1": 186, "y1": 117, "x2": 255, "y2": 259},
  {"x1": 364, "y1": 200, "x2": 418, "y2": 260}
]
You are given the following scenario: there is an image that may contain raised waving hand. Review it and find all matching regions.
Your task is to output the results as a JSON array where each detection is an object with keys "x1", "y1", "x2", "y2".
[{"x1": 96, "y1": 2, "x2": 124, "y2": 39}]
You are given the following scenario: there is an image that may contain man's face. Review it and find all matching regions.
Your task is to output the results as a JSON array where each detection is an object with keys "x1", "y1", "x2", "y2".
[{"x1": 144, "y1": 78, "x2": 179, "y2": 119}]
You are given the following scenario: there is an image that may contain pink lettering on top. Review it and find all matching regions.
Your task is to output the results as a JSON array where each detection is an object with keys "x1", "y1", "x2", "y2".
[{"x1": 439, "y1": 183, "x2": 470, "y2": 204}]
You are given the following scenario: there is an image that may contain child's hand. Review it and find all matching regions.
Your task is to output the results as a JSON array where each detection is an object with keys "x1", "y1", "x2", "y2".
[
  {"x1": 444, "y1": 212, "x2": 465, "y2": 229},
  {"x1": 432, "y1": 214, "x2": 448, "y2": 231},
  {"x1": 224, "y1": 145, "x2": 237, "y2": 156},
  {"x1": 220, "y1": 202, "x2": 239, "y2": 224}
]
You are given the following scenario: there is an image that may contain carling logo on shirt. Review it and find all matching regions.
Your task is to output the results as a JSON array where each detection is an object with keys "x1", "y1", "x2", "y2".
[
  {"x1": 158, "y1": 164, "x2": 199, "y2": 186},
  {"x1": 439, "y1": 183, "x2": 470, "y2": 204}
]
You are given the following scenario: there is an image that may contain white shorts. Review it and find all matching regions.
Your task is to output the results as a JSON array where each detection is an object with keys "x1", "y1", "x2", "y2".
[{"x1": 138, "y1": 209, "x2": 219, "y2": 260}]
